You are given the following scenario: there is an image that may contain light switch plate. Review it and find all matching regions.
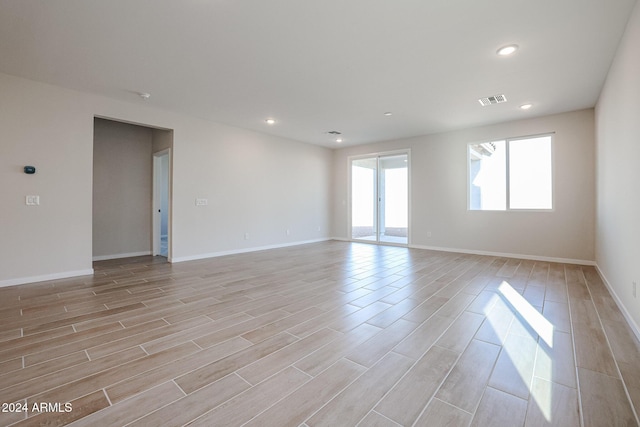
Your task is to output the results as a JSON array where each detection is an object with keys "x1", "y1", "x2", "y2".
[{"x1": 26, "y1": 195, "x2": 40, "y2": 205}]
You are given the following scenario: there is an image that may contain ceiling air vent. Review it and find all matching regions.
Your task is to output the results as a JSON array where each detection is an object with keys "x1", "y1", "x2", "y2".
[
  {"x1": 478, "y1": 94, "x2": 507, "y2": 106},
  {"x1": 327, "y1": 131, "x2": 342, "y2": 135}
]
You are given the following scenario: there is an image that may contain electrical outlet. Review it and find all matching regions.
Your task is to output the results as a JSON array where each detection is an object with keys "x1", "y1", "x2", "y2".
[
  {"x1": 427, "y1": 231, "x2": 432, "y2": 238},
  {"x1": 286, "y1": 229, "x2": 290, "y2": 236},
  {"x1": 633, "y1": 281, "x2": 637, "y2": 298},
  {"x1": 195, "y1": 198, "x2": 208, "y2": 206},
  {"x1": 244, "y1": 233, "x2": 249, "y2": 240}
]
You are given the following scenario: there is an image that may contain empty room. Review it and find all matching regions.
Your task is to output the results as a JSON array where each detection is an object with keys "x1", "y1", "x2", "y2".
[{"x1": 1, "y1": 1, "x2": 639, "y2": 426}]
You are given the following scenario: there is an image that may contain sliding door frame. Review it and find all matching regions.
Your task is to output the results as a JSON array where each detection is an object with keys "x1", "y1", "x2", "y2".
[{"x1": 348, "y1": 149, "x2": 411, "y2": 246}]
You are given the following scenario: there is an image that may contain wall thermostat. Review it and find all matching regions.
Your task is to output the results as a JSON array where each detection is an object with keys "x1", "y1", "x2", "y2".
[{"x1": 24, "y1": 166, "x2": 36, "y2": 174}]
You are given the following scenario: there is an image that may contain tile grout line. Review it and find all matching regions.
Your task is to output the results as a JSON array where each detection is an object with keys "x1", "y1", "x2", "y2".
[
  {"x1": 357, "y1": 409, "x2": 403, "y2": 427},
  {"x1": 172, "y1": 379, "x2": 187, "y2": 397},
  {"x1": 102, "y1": 387, "x2": 113, "y2": 406},
  {"x1": 3, "y1": 245, "x2": 636, "y2": 426},
  {"x1": 235, "y1": 365, "x2": 319, "y2": 425},
  {"x1": 13, "y1": 345, "x2": 161, "y2": 405},
  {"x1": 408, "y1": 344, "x2": 477, "y2": 427},
  {"x1": 298, "y1": 357, "x2": 373, "y2": 426},
  {"x1": 566, "y1": 266, "x2": 586, "y2": 427},
  {"x1": 581, "y1": 267, "x2": 640, "y2": 426},
  {"x1": 519, "y1": 261, "x2": 549, "y2": 425},
  {"x1": 351, "y1": 258, "x2": 502, "y2": 426},
  {"x1": 500, "y1": 262, "x2": 536, "y2": 425}
]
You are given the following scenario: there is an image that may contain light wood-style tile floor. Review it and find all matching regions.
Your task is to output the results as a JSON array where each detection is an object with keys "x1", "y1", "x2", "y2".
[{"x1": 1, "y1": 241, "x2": 639, "y2": 426}]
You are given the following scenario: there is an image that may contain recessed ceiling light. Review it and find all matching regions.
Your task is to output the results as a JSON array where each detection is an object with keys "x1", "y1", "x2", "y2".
[
  {"x1": 497, "y1": 44, "x2": 518, "y2": 56},
  {"x1": 138, "y1": 92, "x2": 151, "y2": 100},
  {"x1": 265, "y1": 118, "x2": 276, "y2": 125},
  {"x1": 520, "y1": 103, "x2": 533, "y2": 110},
  {"x1": 383, "y1": 112, "x2": 393, "y2": 116},
  {"x1": 336, "y1": 138, "x2": 343, "y2": 143}
]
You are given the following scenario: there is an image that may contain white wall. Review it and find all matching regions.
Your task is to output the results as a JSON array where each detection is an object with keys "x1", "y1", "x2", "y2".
[
  {"x1": 152, "y1": 128, "x2": 173, "y2": 153},
  {"x1": 171, "y1": 120, "x2": 332, "y2": 261},
  {"x1": 0, "y1": 66, "x2": 600, "y2": 286},
  {"x1": 333, "y1": 109, "x2": 596, "y2": 263},
  {"x1": 595, "y1": 0, "x2": 640, "y2": 334},
  {"x1": 0, "y1": 74, "x2": 94, "y2": 284},
  {"x1": 93, "y1": 118, "x2": 153, "y2": 259},
  {"x1": 0, "y1": 72, "x2": 332, "y2": 286}
]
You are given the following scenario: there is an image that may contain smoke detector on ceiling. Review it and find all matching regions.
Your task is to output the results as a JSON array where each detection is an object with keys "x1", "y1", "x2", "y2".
[{"x1": 478, "y1": 94, "x2": 507, "y2": 106}]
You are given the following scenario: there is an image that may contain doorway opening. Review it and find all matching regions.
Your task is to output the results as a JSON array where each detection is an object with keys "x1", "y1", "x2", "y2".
[
  {"x1": 92, "y1": 118, "x2": 173, "y2": 262},
  {"x1": 350, "y1": 152, "x2": 409, "y2": 245},
  {"x1": 153, "y1": 149, "x2": 171, "y2": 258}
]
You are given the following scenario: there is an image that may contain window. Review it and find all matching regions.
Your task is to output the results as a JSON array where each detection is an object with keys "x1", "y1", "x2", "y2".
[{"x1": 468, "y1": 134, "x2": 552, "y2": 210}]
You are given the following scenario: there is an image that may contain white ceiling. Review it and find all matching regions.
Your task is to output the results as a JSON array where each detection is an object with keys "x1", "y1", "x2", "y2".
[{"x1": 0, "y1": 0, "x2": 636, "y2": 147}]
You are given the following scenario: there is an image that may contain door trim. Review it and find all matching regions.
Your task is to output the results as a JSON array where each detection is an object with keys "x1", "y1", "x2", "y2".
[{"x1": 152, "y1": 149, "x2": 171, "y2": 259}]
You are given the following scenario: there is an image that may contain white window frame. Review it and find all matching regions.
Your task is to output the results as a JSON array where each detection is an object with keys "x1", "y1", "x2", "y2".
[{"x1": 467, "y1": 133, "x2": 555, "y2": 212}]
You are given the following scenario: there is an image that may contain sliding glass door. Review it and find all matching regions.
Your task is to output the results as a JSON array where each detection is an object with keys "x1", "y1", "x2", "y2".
[
  {"x1": 351, "y1": 153, "x2": 408, "y2": 245},
  {"x1": 379, "y1": 154, "x2": 409, "y2": 243},
  {"x1": 351, "y1": 157, "x2": 378, "y2": 241}
]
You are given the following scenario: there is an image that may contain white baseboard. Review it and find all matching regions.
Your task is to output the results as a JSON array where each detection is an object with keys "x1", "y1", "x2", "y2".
[
  {"x1": 408, "y1": 244, "x2": 596, "y2": 266},
  {"x1": 92, "y1": 251, "x2": 152, "y2": 261},
  {"x1": 0, "y1": 269, "x2": 95, "y2": 288},
  {"x1": 171, "y1": 238, "x2": 331, "y2": 263},
  {"x1": 595, "y1": 265, "x2": 640, "y2": 343},
  {"x1": 332, "y1": 238, "x2": 594, "y2": 265}
]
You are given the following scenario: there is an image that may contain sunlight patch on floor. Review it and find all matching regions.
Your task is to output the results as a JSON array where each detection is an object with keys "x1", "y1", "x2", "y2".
[
  {"x1": 498, "y1": 281, "x2": 554, "y2": 348},
  {"x1": 490, "y1": 281, "x2": 556, "y2": 422}
]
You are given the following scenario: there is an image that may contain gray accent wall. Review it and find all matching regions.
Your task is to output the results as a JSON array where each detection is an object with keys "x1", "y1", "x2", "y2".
[{"x1": 93, "y1": 118, "x2": 153, "y2": 259}]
